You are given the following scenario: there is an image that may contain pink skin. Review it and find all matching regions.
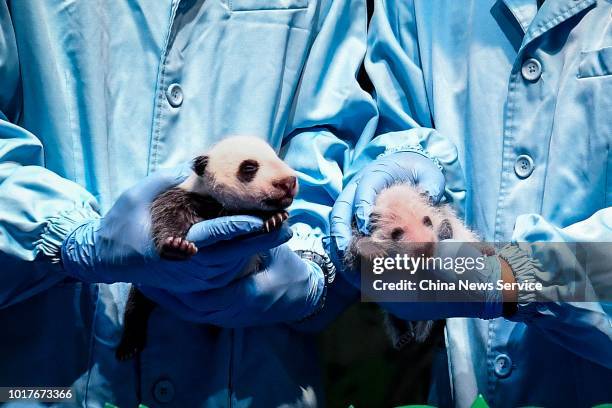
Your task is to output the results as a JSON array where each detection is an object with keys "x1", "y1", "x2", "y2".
[
  {"x1": 163, "y1": 237, "x2": 198, "y2": 256},
  {"x1": 368, "y1": 185, "x2": 441, "y2": 257},
  {"x1": 372, "y1": 185, "x2": 495, "y2": 255},
  {"x1": 351, "y1": 184, "x2": 490, "y2": 263}
]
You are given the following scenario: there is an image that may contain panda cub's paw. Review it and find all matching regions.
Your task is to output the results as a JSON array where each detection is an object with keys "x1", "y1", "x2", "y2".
[
  {"x1": 263, "y1": 211, "x2": 289, "y2": 233},
  {"x1": 160, "y1": 236, "x2": 198, "y2": 260}
]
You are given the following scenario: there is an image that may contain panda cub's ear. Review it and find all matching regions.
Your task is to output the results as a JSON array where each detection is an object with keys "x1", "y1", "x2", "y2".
[
  {"x1": 437, "y1": 218, "x2": 454, "y2": 240},
  {"x1": 193, "y1": 155, "x2": 209, "y2": 176}
]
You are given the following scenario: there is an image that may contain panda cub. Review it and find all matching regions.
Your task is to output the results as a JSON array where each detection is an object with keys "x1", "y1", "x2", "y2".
[
  {"x1": 116, "y1": 136, "x2": 298, "y2": 361},
  {"x1": 346, "y1": 183, "x2": 482, "y2": 267},
  {"x1": 346, "y1": 184, "x2": 490, "y2": 346}
]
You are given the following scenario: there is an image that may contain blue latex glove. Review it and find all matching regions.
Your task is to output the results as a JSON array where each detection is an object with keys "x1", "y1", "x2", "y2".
[
  {"x1": 327, "y1": 151, "x2": 502, "y2": 320},
  {"x1": 61, "y1": 165, "x2": 292, "y2": 292},
  {"x1": 139, "y1": 244, "x2": 326, "y2": 326},
  {"x1": 353, "y1": 151, "x2": 446, "y2": 235},
  {"x1": 376, "y1": 241, "x2": 504, "y2": 321},
  {"x1": 327, "y1": 151, "x2": 446, "y2": 283}
]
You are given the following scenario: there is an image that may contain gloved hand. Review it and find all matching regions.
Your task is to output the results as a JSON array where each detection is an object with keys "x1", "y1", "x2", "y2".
[
  {"x1": 139, "y1": 244, "x2": 326, "y2": 326},
  {"x1": 327, "y1": 151, "x2": 446, "y2": 284},
  {"x1": 326, "y1": 151, "x2": 503, "y2": 320},
  {"x1": 352, "y1": 151, "x2": 446, "y2": 235},
  {"x1": 377, "y1": 240, "x2": 504, "y2": 321},
  {"x1": 61, "y1": 165, "x2": 292, "y2": 292}
]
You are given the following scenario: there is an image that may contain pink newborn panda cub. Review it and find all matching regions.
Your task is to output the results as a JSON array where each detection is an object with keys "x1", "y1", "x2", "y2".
[
  {"x1": 346, "y1": 184, "x2": 493, "y2": 346},
  {"x1": 347, "y1": 183, "x2": 487, "y2": 264}
]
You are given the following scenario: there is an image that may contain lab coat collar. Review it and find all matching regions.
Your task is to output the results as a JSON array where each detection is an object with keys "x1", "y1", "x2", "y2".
[
  {"x1": 501, "y1": 0, "x2": 539, "y2": 32},
  {"x1": 501, "y1": 0, "x2": 597, "y2": 51}
]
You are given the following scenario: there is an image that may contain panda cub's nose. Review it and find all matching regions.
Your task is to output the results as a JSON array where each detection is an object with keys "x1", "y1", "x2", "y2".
[{"x1": 274, "y1": 176, "x2": 297, "y2": 195}]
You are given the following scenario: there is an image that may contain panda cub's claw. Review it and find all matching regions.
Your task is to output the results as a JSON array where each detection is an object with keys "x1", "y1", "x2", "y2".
[
  {"x1": 160, "y1": 236, "x2": 198, "y2": 260},
  {"x1": 263, "y1": 211, "x2": 289, "y2": 233}
]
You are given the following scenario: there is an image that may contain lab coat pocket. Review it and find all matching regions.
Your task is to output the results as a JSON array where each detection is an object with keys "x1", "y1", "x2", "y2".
[
  {"x1": 230, "y1": 0, "x2": 308, "y2": 11},
  {"x1": 577, "y1": 46, "x2": 612, "y2": 79}
]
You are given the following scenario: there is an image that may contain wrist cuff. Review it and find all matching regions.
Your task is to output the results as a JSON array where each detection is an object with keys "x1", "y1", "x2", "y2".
[
  {"x1": 36, "y1": 205, "x2": 100, "y2": 263},
  {"x1": 379, "y1": 144, "x2": 444, "y2": 172},
  {"x1": 480, "y1": 254, "x2": 504, "y2": 319},
  {"x1": 498, "y1": 243, "x2": 543, "y2": 321}
]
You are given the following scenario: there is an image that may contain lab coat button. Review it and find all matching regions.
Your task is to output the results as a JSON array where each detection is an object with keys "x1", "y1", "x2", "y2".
[
  {"x1": 521, "y1": 58, "x2": 542, "y2": 81},
  {"x1": 166, "y1": 83, "x2": 184, "y2": 107},
  {"x1": 494, "y1": 354, "x2": 513, "y2": 377},
  {"x1": 514, "y1": 154, "x2": 534, "y2": 178},
  {"x1": 153, "y1": 379, "x2": 175, "y2": 403}
]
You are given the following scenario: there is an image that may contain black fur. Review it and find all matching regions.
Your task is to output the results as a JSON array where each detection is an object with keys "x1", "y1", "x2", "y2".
[
  {"x1": 116, "y1": 287, "x2": 156, "y2": 361},
  {"x1": 116, "y1": 186, "x2": 288, "y2": 360},
  {"x1": 384, "y1": 313, "x2": 436, "y2": 348},
  {"x1": 116, "y1": 188, "x2": 224, "y2": 361},
  {"x1": 150, "y1": 187, "x2": 222, "y2": 256},
  {"x1": 437, "y1": 218, "x2": 454, "y2": 241},
  {"x1": 346, "y1": 221, "x2": 440, "y2": 346},
  {"x1": 193, "y1": 155, "x2": 209, "y2": 176},
  {"x1": 390, "y1": 227, "x2": 404, "y2": 241},
  {"x1": 237, "y1": 159, "x2": 259, "y2": 183}
]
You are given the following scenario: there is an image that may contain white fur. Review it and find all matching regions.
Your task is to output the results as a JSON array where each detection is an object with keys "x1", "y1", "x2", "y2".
[
  {"x1": 355, "y1": 184, "x2": 483, "y2": 346},
  {"x1": 178, "y1": 136, "x2": 298, "y2": 278},
  {"x1": 370, "y1": 184, "x2": 479, "y2": 244},
  {"x1": 179, "y1": 135, "x2": 297, "y2": 211}
]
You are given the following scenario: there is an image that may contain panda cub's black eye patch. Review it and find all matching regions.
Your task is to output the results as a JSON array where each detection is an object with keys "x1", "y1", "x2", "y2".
[
  {"x1": 390, "y1": 228, "x2": 404, "y2": 241},
  {"x1": 237, "y1": 159, "x2": 259, "y2": 182},
  {"x1": 423, "y1": 216, "x2": 433, "y2": 227}
]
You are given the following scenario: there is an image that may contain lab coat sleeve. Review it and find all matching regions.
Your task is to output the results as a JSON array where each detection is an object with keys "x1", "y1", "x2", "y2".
[
  {"x1": 282, "y1": 0, "x2": 376, "y2": 246},
  {"x1": 0, "y1": 2, "x2": 100, "y2": 308},
  {"x1": 363, "y1": 0, "x2": 465, "y2": 212},
  {"x1": 281, "y1": 0, "x2": 376, "y2": 329},
  {"x1": 500, "y1": 208, "x2": 612, "y2": 369}
]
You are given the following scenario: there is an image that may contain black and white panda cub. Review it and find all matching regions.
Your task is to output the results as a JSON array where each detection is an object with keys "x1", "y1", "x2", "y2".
[
  {"x1": 345, "y1": 184, "x2": 491, "y2": 346},
  {"x1": 346, "y1": 183, "x2": 482, "y2": 264},
  {"x1": 116, "y1": 136, "x2": 298, "y2": 360}
]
